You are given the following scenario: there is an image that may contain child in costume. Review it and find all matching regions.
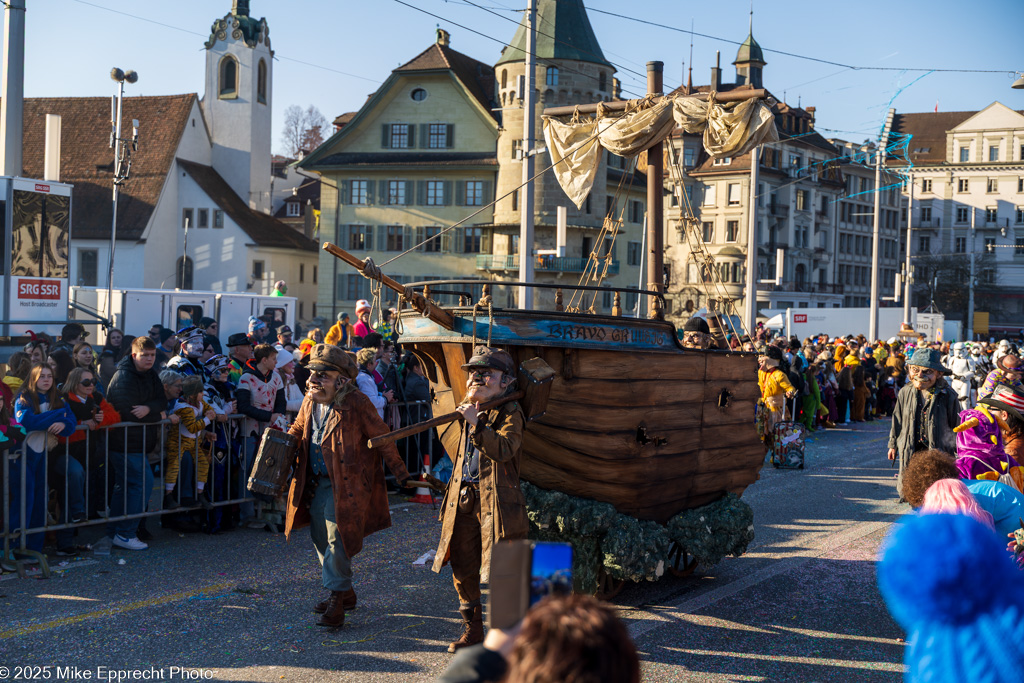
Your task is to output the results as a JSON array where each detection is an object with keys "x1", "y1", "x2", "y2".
[
  {"x1": 163, "y1": 376, "x2": 217, "y2": 509},
  {"x1": 954, "y1": 404, "x2": 1024, "y2": 493},
  {"x1": 757, "y1": 346, "x2": 797, "y2": 435}
]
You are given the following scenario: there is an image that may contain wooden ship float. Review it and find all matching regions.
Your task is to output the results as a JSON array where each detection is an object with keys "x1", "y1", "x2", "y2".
[{"x1": 322, "y1": 77, "x2": 778, "y2": 591}]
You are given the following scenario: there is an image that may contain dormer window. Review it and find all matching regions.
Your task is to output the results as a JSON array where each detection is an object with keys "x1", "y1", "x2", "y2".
[
  {"x1": 286, "y1": 201, "x2": 301, "y2": 217},
  {"x1": 257, "y1": 59, "x2": 267, "y2": 104},
  {"x1": 219, "y1": 55, "x2": 238, "y2": 99}
]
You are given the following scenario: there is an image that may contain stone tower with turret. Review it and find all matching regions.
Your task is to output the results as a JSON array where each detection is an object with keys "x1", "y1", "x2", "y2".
[
  {"x1": 732, "y1": 25, "x2": 765, "y2": 88},
  {"x1": 492, "y1": 0, "x2": 615, "y2": 241},
  {"x1": 202, "y1": 0, "x2": 273, "y2": 212}
]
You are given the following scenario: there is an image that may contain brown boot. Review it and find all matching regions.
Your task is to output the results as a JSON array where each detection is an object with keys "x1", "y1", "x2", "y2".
[
  {"x1": 314, "y1": 589, "x2": 357, "y2": 614},
  {"x1": 447, "y1": 605, "x2": 484, "y2": 653},
  {"x1": 316, "y1": 591, "x2": 346, "y2": 628}
]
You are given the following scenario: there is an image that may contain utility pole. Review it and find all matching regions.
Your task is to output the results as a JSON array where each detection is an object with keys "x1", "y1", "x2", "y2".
[
  {"x1": 107, "y1": 68, "x2": 139, "y2": 306},
  {"x1": 517, "y1": 0, "x2": 536, "y2": 310},
  {"x1": 646, "y1": 61, "x2": 665, "y2": 319},
  {"x1": 903, "y1": 172, "x2": 913, "y2": 324},
  {"x1": 967, "y1": 208, "x2": 976, "y2": 341},
  {"x1": 744, "y1": 145, "x2": 760, "y2": 336},
  {"x1": 869, "y1": 109, "x2": 894, "y2": 341},
  {"x1": 0, "y1": 0, "x2": 25, "y2": 176}
]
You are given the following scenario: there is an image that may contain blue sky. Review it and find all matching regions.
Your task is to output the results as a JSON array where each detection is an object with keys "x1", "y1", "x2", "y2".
[{"x1": 24, "y1": 1, "x2": 1021, "y2": 155}]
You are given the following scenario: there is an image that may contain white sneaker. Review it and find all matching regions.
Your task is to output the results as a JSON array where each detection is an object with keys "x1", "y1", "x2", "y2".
[{"x1": 111, "y1": 534, "x2": 148, "y2": 551}]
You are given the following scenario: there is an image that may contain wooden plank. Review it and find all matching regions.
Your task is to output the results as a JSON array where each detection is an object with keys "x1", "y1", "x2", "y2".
[
  {"x1": 442, "y1": 343, "x2": 471, "y2": 406},
  {"x1": 569, "y1": 348, "x2": 707, "y2": 381},
  {"x1": 701, "y1": 399, "x2": 759, "y2": 427},
  {"x1": 526, "y1": 421, "x2": 703, "y2": 460},
  {"x1": 704, "y1": 353, "x2": 759, "y2": 381},
  {"x1": 536, "y1": 400, "x2": 703, "y2": 432},
  {"x1": 548, "y1": 377, "x2": 708, "y2": 406}
]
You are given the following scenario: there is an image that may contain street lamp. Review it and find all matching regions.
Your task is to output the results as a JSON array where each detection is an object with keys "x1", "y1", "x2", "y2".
[
  {"x1": 107, "y1": 67, "x2": 139, "y2": 311},
  {"x1": 1012, "y1": 72, "x2": 1024, "y2": 89}
]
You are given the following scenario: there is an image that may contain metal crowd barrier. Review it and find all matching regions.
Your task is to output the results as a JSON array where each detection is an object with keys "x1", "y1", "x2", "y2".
[{"x1": 1, "y1": 399, "x2": 448, "y2": 578}]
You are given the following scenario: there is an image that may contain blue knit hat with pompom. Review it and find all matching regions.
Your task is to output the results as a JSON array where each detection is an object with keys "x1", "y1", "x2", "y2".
[{"x1": 878, "y1": 513, "x2": 1024, "y2": 683}]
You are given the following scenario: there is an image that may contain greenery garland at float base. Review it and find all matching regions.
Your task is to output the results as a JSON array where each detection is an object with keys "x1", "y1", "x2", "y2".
[{"x1": 522, "y1": 482, "x2": 755, "y2": 594}]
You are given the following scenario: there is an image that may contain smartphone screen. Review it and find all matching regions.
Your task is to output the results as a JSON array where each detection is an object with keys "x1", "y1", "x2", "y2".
[{"x1": 529, "y1": 541, "x2": 573, "y2": 606}]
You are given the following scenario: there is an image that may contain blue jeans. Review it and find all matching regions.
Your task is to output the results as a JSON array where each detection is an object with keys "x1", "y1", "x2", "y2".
[
  {"x1": 309, "y1": 478, "x2": 353, "y2": 592},
  {"x1": 106, "y1": 451, "x2": 154, "y2": 539},
  {"x1": 7, "y1": 447, "x2": 47, "y2": 552},
  {"x1": 50, "y1": 451, "x2": 86, "y2": 549},
  {"x1": 236, "y1": 434, "x2": 258, "y2": 520}
]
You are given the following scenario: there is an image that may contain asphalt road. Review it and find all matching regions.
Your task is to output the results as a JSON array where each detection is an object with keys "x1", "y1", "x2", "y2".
[{"x1": 0, "y1": 418, "x2": 906, "y2": 682}]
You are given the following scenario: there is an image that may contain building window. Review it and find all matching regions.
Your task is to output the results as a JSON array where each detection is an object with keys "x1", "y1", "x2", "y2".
[
  {"x1": 1017, "y1": 207, "x2": 1024, "y2": 224},
  {"x1": 990, "y1": 145, "x2": 999, "y2": 162},
  {"x1": 702, "y1": 222, "x2": 713, "y2": 242},
  {"x1": 218, "y1": 56, "x2": 238, "y2": 98},
  {"x1": 921, "y1": 178, "x2": 932, "y2": 193},
  {"x1": 386, "y1": 225, "x2": 404, "y2": 251},
  {"x1": 257, "y1": 59, "x2": 267, "y2": 104},
  {"x1": 958, "y1": 178, "x2": 969, "y2": 193},
  {"x1": 988, "y1": 178, "x2": 998, "y2": 193},
  {"x1": 920, "y1": 207, "x2": 932, "y2": 223},
  {"x1": 629, "y1": 200, "x2": 644, "y2": 223},
  {"x1": 464, "y1": 227, "x2": 482, "y2": 253},
  {"x1": 919, "y1": 235, "x2": 931, "y2": 253},
  {"x1": 213, "y1": 210, "x2": 224, "y2": 228},
  {"x1": 428, "y1": 123, "x2": 449, "y2": 149},
  {"x1": 1017, "y1": 238, "x2": 1024, "y2": 256},
  {"x1": 347, "y1": 224, "x2": 369, "y2": 250},
  {"x1": 985, "y1": 238, "x2": 996, "y2": 253},
  {"x1": 960, "y1": 147, "x2": 969, "y2": 162},
  {"x1": 286, "y1": 202, "x2": 300, "y2": 217},
  {"x1": 410, "y1": 88, "x2": 428, "y2": 101},
  {"x1": 197, "y1": 208, "x2": 208, "y2": 227},
  {"x1": 683, "y1": 148, "x2": 695, "y2": 167},
  {"x1": 426, "y1": 180, "x2": 445, "y2": 206},
  {"x1": 796, "y1": 189, "x2": 808, "y2": 211},
  {"x1": 351, "y1": 180, "x2": 368, "y2": 205},
  {"x1": 512, "y1": 189, "x2": 518, "y2": 211},
  {"x1": 702, "y1": 185, "x2": 716, "y2": 207},
  {"x1": 599, "y1": 71, "x2": 607, "y2": 91},
  {"x1": 313, "y1": 266, "x2": 317, "y2": 284},
  {"x1": 606, "y1": 195, "x2": 617, "y2": 217},
  {"x1": 546, "y1": 67, "x2": 558, "y2": 86},
  {"x1": 389, "y1": 124, "x2": 411, "y2": 148},
  {"x1": 388, "y1": 180, "x2": 407, "y2": 205},
  {"x1": 727, "y1": 183, "x2": 741, "y2": 206},
  {"x1": 627, "y1": 241, "x2": 641, "y2": 266},
  {"x1": 1019, "y1": 177, "x2": 1024, "y2": 193},
  {"x1": 299, "y1": 263, "x2": 305, "y2": 283},
  {"x1": 955, "y1": 237, "x2": 967, "y2": 253},
  {"x1": 712, "y1": 157, "x2": 732, "y2": 166},
  {"x1": 986, "y1": 207, "x2": 998, "y2": 223},
  {"x1": 726, "y1": 220, "x2": 739, "y2": 242},
  {"x1": 465, "y1": 181, "x2": 484, "y2": 206},
  {"x1": 956, "y1": 207, "x2": 969, "y2": 223},
  {"x1": 78, "y1": 249, "x2": 98, "y2": 286},
  {"x1": 182, "y1": 208, "x2": 193, "y2": 229},
  {"x1": 423, "y1": 226, "x2": 441, "y2": 253}
]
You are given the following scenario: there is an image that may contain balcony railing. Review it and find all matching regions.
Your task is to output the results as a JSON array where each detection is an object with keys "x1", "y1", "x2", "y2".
[
  {"x1": 758, "y1": 281, "x2": 844, "y2": 294},
  {"x1": 476, "y1": 254, "x2": 620, "y2": 276}
]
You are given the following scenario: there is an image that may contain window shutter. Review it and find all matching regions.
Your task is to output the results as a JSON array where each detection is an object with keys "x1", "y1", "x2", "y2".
[
  {"x1": 379, "y1": 181, "x2": 388, "y2": 205},
  {"x1": 364, "y1": 225, "x2": 374, "y2": 250},
  {"x1": 454, "y1": 180, "x2": 465, "y2": 206},
  {"x1": 482, "y1": 181, "x2": 493, "y2": 205},
  {"x1": 416, "y1": 226, "x2": 425, "y2": 252},
  {"x1": 443, "y1": 180, "x2": 453, "y2": 206},
  {"x1": 404, "y1": 226, "x2": 412, "y2": 251},
  {"x1": 419, "y1": 124, "x2": 429, "y2": 149},
  {"x1": 403, "y1": 180, "x2": 413, "y2": 205},
  {"x1": 447, "y1": 124, "x2": 455, "y2": 149},
  {"x1": 417, "y1": 180, "x2": 427, "y2": 206},
  {"x1": 338, "y1": 179, "x2": 349, "y2": 205},
  {"x1": 454, "y1": 227, "x2": 465, "y2": 253},
  {"x1": 407, "y1": 125, "x2": 415, "y2": 148},
  {"x1": 382, "y1": 124, "x2": 390, "y2": 149},
  {"x1": 376, "y1": 226, "x2": 386, "y2": 252},
  {"x1": 481, "y1": 229, "x2": 492, "y2": 253},
  {"x1": 441, "y1": 230, "x2": 452, "y2": 253}
]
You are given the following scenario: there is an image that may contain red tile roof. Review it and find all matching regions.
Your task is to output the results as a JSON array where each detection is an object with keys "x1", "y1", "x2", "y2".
[
  {"x1": 15, "y1": 94, "x2": 197, "y2": 241},
  {"x1": 179, "y1": 159, "x2": 316, "y2": 251},
  {"x1": 889, "y1": 111, "x2": 976, "y2": 166}
]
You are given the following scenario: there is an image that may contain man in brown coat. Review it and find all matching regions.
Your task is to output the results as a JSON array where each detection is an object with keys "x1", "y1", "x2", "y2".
[
  {"x1": 285, "y1": 344, "x2": 411, "y2": 628},
  {"x1": 432, "y1": 346, "x2": 529, "y2": 653}
]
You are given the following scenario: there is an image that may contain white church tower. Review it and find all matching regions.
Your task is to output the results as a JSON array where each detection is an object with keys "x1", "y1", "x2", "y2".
[{"x1": 202, "y1": 0, "x2": 273, "y2": 212}]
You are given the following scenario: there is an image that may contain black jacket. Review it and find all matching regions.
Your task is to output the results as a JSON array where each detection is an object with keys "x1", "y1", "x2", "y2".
[
  {"x1": 105, "y1": 355, "x2": 166, "y2": 453},
  {"x1": 437, "y1": 644, "x2": 507, "y2": 683}
]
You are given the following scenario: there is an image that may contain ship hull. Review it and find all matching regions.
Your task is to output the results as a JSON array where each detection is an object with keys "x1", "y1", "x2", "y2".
[{"x1": 400, "y1": 309, "x2": 765, "y2": 523}]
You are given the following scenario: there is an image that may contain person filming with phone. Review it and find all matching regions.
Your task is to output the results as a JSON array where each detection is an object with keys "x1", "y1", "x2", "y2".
[{"x1": 433, "y1": 346, "x2": 529, "y2": 653}]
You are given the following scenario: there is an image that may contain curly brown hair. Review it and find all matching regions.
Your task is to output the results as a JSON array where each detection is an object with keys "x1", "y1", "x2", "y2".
[
  {"x1": 901, "y1": 449, "x2": 959, "y2": 508},
  {"x1": 504, "y1": 594, "x2": 640, "y2": 683}
]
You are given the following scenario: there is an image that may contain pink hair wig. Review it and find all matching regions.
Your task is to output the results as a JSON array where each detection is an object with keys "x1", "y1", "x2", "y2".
[{"x1": 920, "y1": 479, "x2": 995, "y2": 530}]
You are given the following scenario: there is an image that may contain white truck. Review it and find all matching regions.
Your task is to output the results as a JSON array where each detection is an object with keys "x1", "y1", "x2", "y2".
[
  {"x1": 69, "y1": 287, "x2": 296, "y2": 345},
  {"x1": 765, "y1": 307, "x2": 919, "y2": 341}
]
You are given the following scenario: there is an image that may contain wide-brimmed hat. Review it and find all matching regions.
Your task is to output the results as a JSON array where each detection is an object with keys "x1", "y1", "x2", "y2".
[
  {"x1": 683, "y1": 317, "x2": 710, "y2": 334},
  {"x1": 906, "y1": 347, "x2": 951, "y2": 375},
  {"x1": 461, "y1": 345, "x2": 515, "y2": 375},
  {"x1": 302, "y1": 343, "x2": 358, "y2": 380},
  {"x1": 979, "y1": 385, "x2": 1024, "y2": 424},
  {"x1": 226, "y1": 333, "x2": 253, "y2": 348}
]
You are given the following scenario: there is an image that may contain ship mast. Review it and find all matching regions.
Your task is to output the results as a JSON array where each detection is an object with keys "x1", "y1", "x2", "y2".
[{"x1": 645, "y1": 61, "x2": 664, "y2": 320}]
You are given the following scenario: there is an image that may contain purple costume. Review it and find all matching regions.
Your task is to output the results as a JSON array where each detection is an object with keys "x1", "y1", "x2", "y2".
[{"x1": 954, "y1": 408, "x2": 1021, "y2": 481}]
